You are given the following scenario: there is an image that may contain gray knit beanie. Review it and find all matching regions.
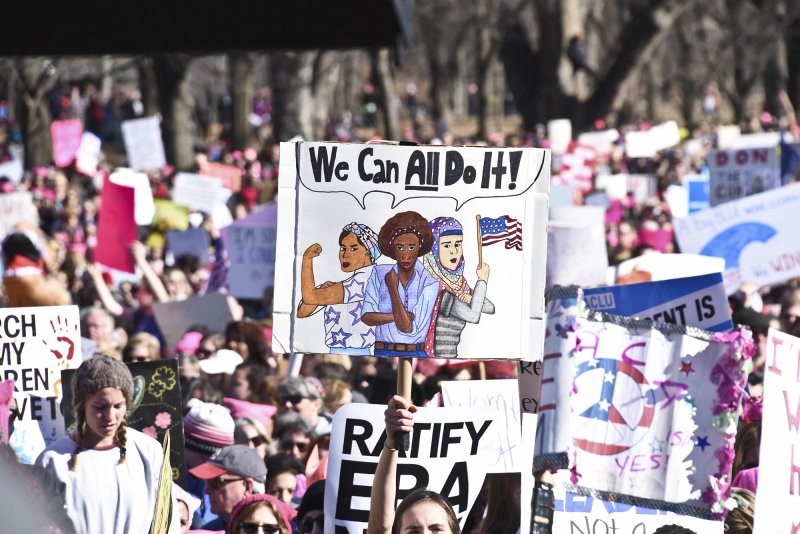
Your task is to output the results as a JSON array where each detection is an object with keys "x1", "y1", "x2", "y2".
[{"x1": 72, "y1": 356, "x2": 134, "y2": 407}]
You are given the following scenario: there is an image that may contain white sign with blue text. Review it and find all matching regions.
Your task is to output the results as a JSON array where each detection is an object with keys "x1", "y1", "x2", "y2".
[{"x1": 583, "y1": 272, "x2": 732, "y2": 332}]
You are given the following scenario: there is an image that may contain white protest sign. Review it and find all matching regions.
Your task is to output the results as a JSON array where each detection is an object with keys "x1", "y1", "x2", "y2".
[
  {"x1": 548, "y1": 119, "x2": 572, "y2": 155},
  {"x1": 109, "y1": 168, "x2": 155, "y2": 225},
  {"x1": 273, "y1": 141, "x2": 550, "y2": 361},
  {"x1": 75, "y1": 132, "x2": 102, "y2": 176},
  {"x1": 121, "y1": 116, "x2": 166, "y2": 171},
  {"x1": 173, "y1": 173, "x2": 233, "y2": 213},
  {"x1": 709, "y1": 146, "x2": 780, "y2": 206},
  {"x1": 547, "y1": 205, "x2": 608, "y2": 289},
  {"x1": 0, "y1": 192, "x2": 38, "y2": 238},
  {"x1": 4, "y1": 306, "x2": 82, "y2": 451},
  {"x1": 553, "y1": 485, "x2": 724, "y2": 534},
  {"x1": 720, "y1": 131, "x2": 780, "y2": 150},
  {"x1": 715, "y1": 125, "x2": 742, "y2": 149},
  {"x1": 625, "y1": 121, "x2": 681, "y2": 158},
  {"x1": 220, "y1": 203, "x2": 278, "y2": 300},
  {"x1": 577, "y1": 129, "x2": 620, "y2": 155},
  {"x1": 152, "y1": 291, "x2": 233, "y2": 351},
  {"x1": 518, "y1": 360, "x2": 543, "y2": 415},
  {"x1": 595, "y1": 173, "x2": 628, "y2": 200},
  {"x1": 674, "y1": 181, "x2": 800, "y2": 293},
  {"x1": 325, "y1": 403, "x2": 497, "y2": 533},
  {"x1": 441, "y1": 379, "x2": 521, "y2": 472},
  {"x1": 753, "y1": 329, "x2": 800, "y2": 534},
  {"x1": 627, "y1": 175, "x2": 658, "y2": 204},
  {"x1": 608, "y1": 253, "x2": 724, "y2": 286},
  {"x1": 665, "y1": 184, "x2": 688, "y2": 219},
  {"x1": 0, "y1": 157, "x2": 24, "y2": 184}
]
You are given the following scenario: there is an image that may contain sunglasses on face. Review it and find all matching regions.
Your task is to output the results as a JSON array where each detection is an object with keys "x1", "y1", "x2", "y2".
[
  {"x1": 249, "y1": 434, "x2": 268, "y2": 447},
  {"x1": 299, "y1": 515, "x2": 324, "y2": 533},
  {"x1": 279, "y1": 439, "x2": 309, "y2": 453},
  {"x1": 239, "y1": 522, "x2": 280, "y2": 534},
  {"x1": 207, "y1": 476, "x2": 245, "y2": 490},
  {"x1": 279, "y1": 394, "x2": 307, "y2": 405}
]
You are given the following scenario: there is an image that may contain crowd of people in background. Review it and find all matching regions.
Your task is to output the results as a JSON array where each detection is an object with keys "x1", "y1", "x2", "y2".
[{"x1": 0, "y1": 76, "x2": 796, "y2": 534}]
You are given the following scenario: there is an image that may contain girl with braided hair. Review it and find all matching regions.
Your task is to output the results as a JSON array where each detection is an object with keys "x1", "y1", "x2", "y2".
[{"x1": 36, "y1": 356, "x2": 180, "y2": 533}]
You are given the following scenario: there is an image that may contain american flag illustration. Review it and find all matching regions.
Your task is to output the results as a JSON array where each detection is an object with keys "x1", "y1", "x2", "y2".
[{"x1": 479, "y1": 215, "x2": 522, "y2": 251}]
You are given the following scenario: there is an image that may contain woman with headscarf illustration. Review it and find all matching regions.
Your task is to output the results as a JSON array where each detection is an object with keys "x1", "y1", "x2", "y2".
[
  {"x1": 362, "y1": 211, "x2": 439, "y2": 357},
  {"x1": 297, "y1": 222, "x2": 381, "y2": 355},
  {"x1": 422, "y1": 216, "x2": 494, "y2": 358}
]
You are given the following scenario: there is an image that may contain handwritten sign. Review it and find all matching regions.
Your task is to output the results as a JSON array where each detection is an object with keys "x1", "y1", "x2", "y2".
[
  {"x1": 0, "y1": 192, "x2": 38, "y2": 238},
  {"x1": 226, "y1": 224, "x2": 276, "y2": 299},
  {"x1": 166, "y1": 228, "x2": 210, "y2": 266},
  {"x1": 50, "y1": 119, "x2": 83, "y2": 168},
  {"x1": 753, "y1": 329, "x2": 800, "y2": 534},
  {"x1": 625, "y1": 121, "x2": 680, "y2": 158},
  {"x1": 75, "y1": 132, "x2": 102, "y2": 176},
  {"x1": 709, "y1": 146, "x2": 779, "y2": 206},
  {"x1": 121, "y1": 116, "x2": 167, "y2": 171},
  {"x1": 172, "y1": 173, "x2": 233, "y2": 213},
  {"x1": 441, "y1": 379, "x2": 521, "y2": 472}
]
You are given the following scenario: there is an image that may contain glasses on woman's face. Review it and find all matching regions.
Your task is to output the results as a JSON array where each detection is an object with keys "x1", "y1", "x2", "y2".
[
  {"x1": 207, "y1": 476, "x2": 245, "y2": 491},
  {"x1": 299, "y1": 515, "x2": 324, "y2": 533},
  {"x1": 239, "y1": 522, "x2": 280, "y2": 534},
  {"x1": 279, "y1": 439, "x2": 309, "y2": 454},
  {"x1": 249, "y1": 434, "x2": 267, "y2": 448},
  {"x1": 278, "y1": 394, "x2": 307, "y2": 406}
]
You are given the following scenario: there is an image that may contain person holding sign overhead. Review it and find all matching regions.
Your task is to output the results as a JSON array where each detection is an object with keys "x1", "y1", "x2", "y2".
[
  {"x1": 362, "y1": 211, "x2": 439, "y2": 357},
  {"x1": 297, "y1": 222, "x2": 381, "y2": 355}
]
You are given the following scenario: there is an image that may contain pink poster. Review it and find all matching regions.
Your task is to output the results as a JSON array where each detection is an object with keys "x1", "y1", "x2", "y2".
[
  {"x1": 51, "y1": 119, "x2": 83, "y2": 168},
  {"x1": 95, "y1": 178, "x2": 137, "y2": 273},
  {"x1": 0, "y1": 379, "x2": 12, "y2": 444},
  {"x1": 200, "y1": 162, "x2": 242, "y2": 192}
]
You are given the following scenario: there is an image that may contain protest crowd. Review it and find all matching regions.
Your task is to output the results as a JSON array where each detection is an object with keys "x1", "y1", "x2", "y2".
[{"x1": 0, "y1": 63, "x2": 799, "y2": 534}]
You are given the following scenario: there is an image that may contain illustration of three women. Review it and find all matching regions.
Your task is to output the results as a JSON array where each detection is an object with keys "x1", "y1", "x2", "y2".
[{"x1": 298, "y1": 211, "x2": 494, "y2": 357}]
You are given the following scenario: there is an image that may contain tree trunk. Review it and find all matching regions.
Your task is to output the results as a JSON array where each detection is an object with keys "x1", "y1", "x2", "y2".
[
  {"x1": 270, "y1": 51, "x2": 315, "y2": 140},
  {"x1": 427, "y1": 48, "x2": 455, "y2": 137},
  {"x1": 153, "y1": 55, "x2": 195, "y2": 171},
  {"x1": 311, "y1": 52, "x2": 343, "y2": 140},
  {"x1": 230, "y1": 52, "x2": 255, "y2": 151},
  {"x1": 476, "y1": 0, "x2": 493, "y2": 140},
  {"x1": 536, "y1": 0, "x2": 565, "y2": 121},
  {"x1": 787, "y1": 15, "x2": 800, "y2": 112},
  {"x1": 371, "y1": 49, "x2": 400, "y2": 141},
  {"x1": 500, "y1": 23, "x2": 541, "y2": 131},
  {"x1": 14, "y1": 58, "x2": 59, "y2": 170},
  {"x1": 136, "y1": 58, "x2": 159, "y2": 117}
]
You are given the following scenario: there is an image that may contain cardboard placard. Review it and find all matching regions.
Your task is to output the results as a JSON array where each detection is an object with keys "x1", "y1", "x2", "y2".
[
  {"x1": 709, "y1": 146, "x2": 780, "y2": 206},
  {"x1": 121, "y1": 116, "x2": 167, "y2": 172},
  {"x1": 152, "y1": 291, "x2": 233, "y2": 351}
]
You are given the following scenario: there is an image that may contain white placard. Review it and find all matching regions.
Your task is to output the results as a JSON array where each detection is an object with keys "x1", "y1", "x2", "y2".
[
  {"x1": 0, "y1": 192, "x2": 38, "y2": 238},
  {"x1": 709, "y1": 146, "x2": 780, "y2": 206},
  {"x1": 109, "y1": 168, "x2": 156, "y2": 226},
  {"x1": 172, "y1": 173, "x2": 233, "y2": 213},
  {"x1": 121, "y1": 116, "x2": 167, "y2": 172}
]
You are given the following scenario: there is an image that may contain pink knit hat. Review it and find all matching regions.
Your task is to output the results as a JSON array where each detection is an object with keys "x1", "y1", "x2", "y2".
[
  {"x1": 183, "y1": 400, "x2": 235, "y2": 455},
  {"x1": 223, "y1": 397, "x2": 277, "y2": 431},
  {"x1": 176, "y1": 331, "x2": 203, "y2": 355}
]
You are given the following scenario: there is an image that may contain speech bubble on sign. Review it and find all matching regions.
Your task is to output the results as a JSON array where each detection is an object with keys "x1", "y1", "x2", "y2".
[{"x1": 297, "y1": 142, "x2": 548, "y2": 211}]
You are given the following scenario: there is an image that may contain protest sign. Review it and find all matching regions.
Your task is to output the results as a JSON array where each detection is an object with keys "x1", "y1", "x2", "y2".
[
  {"x1": 518, "y1": 359, "x2": 543, "y2": 415},
  {"x1": 720, "y1": 131, "x2": 780, "y2": 150},
  {"x1": 62, "y1": 359, "x2": 187, "y2": 488},
  {"x1": 324, "y1": 403, "x2": 498, "y2": 533},
  {"x1": 753, "y1": 329, "x2": 800, "y2": 534},
  {"x1": 674, "y1": 181, "x2": 800, "y2": 293},
  {"x1": 553, "y1": 143, "x2": 596, "y2": 194},
  {"x1": 0, "y1": 192, "x2": 38, "y2": 238},
  {"x1": 95, "y1": 177, "x2": 137, "y2": 273},
  {"x1": 441, "y1": 379, "x2": 522, "y2": 472},
  {"x1": 200, "y1": 162, "x2": 242, "y2": 192},
  {"x1": 1, "y1": 306, "x2": 82, "y2": 452},
  {"x1": 150, "y1": 432, "x2": 172, "y2": 534},
  {"x1": 153, "y1": 291, "x2": 234, "y2": 351},
  {"x1": 664, "y1": 184, "x2": 688, "y2": 219},
  {"x1": 0, "y1": 379, "x2": 13, "y2": 444},
  {"x1": 553, "y1": 486, "x2": 724, "y2": 533},
  {"x1": 550, "y1": 184, "x2": 576, "y2": 206},
  {"x1": 172, "y1": 172, "x2": 233, "y2": 213},
  {"x1": 624, "y1": 121, "x2": 681, "y2": 158},
  {"x1": 221, "y1": 203, "x2": 277, "y2": 299},
  {"x1": 547, "y1": 206, "x2": 608, "y2": 289},
  {"x1": 50, "y1": 119, "x2": 83, "y2": 168},
  {"x1": 583, "y1": 272, "x2": 732, "y2": 332},
  {"x1": 548, "y1": 119, "x2": 572, "y2": 154},
  {"x1": 273, "y1": 141, "x2": 550, "y2": 360},
  {"x1": 577, "y1": 129, "x2": 620, "y2": 155},
  {"x1": 609, "y1": 253, "x2": 725, "y2": 286},
  {"x1": 0, "y1": 157, "x2": 24, "y2": 184},
  {"x1": 595, "y1": 173, "x2": 628, "y2": 200},
  {"x1": 166, "y1": 228, "x2": 210, "y2": 266},
  {"x1": 627, "y1": 175, "x2": 658, "y2": 204},
  {"x1": 709, "y1": 146, "x2": 779, "y2": 206},
  {"x1": 110, "y1": 168, "x2": 156, "y2": 226},
  {"x1": 540, "y1": 308, "x2": 751, "y2": 515},
  {"x1": 686, "y1": 174, "x2": 710, "y2": 214},
  {"x1": 152, "y1": 199, "x2": 190, "y2": 232},
  {"x1": 715, "y1": 125, "x2": 742, "y2": 149},
  {"x1": 75, "y1": 132, "x2": 102, "y2": 176},
  {"x1": 121, "y1": 116, "x2": 167, "y2": 171}
]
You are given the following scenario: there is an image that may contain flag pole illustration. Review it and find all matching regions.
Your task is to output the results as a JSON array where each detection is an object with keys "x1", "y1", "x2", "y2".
[{"x1": 476, "y1": 214, "x2": 483, "y2": 266}]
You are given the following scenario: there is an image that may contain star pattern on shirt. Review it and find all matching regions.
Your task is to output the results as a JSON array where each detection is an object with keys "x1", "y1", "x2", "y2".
[
  {"x1": 344, "y1": 277, "x2": 366, "y2": 301},
  {"x1": 680, "y1": 359, "x2": 695, "y2": 377},
  {"x1": 349, "y1": 302, "x2": 364, "y2": 326},
  {"x1": 324, "y1": 307, "x2": 341, "y2": 326},
  {"x1": 695, "y1": 435, "x2": 710, "y2": 451},
  {"x1": 361, "y1": 328, "x2": 376, "y2": 345},
  {"x1": 330, "y1": 328, "x2": 352, "y2": 347}
]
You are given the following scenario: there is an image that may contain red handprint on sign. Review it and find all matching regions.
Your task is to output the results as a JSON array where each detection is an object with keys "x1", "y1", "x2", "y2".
[{"x1": 42, "y1": 315, "x2": 78, "y2": 361}]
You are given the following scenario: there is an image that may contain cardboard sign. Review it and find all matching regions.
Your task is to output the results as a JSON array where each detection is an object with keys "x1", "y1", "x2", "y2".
[
  {"x1": 440, "y1": 379, "x2": 522, "y2": 472},
  {"x1": 547, "y1": 216, "x2": 608, "y2": 289},
  {"x1": 624, "y1": 121, "x2": 680, "y2": 158},
  {"x1": 50, "y1": 119, "x2": 83, "y2": 168},
  {"x1": 200, "y1": 162, "x2": 242, "y2": 192},
  {"x1": 541, "y1": 308, "x2": 750, "y2": 511},
  {"x1": 753, "y1": 329, "x2": 800, "y2": 534},
  {"x1": 61, "y1": 359, "x2": 186, "y2": 488},
  {"x1": 583, "y1": 273, "x2": 732, "y2": 332},
  {"x1": 709, "y1": 146, "x2": 780, "y2": 206},
  {"x1": 0, "y1": 192, "x2": 38, "y2": 238},
  {"x1": 608, "y1": 253, "x2": 725, "y2": 287},
  {"x1": 224, "y1": 224, "x2": 276, "y2": 300},
  {"x1": 2, "y1": 306, "x2": 82, "y2": 452},
  {"x1": 548, "y1": 119, "x2": 572, "y2": 155},
  {"x1": 110, "y1": 168, "x2": 156, "y2": 226},
  {"x1": 166, "y1": 228, "x2": 210, "y2": 266},
  {"x1": 121, "y1": 116, "x2": 167, "y2": 172},
  {"x1": 0, "y1": 157, "x2": 24, "y2": 184},
  {"x1": 75, "y1": 132, "x2": 102, "y2": 176},
  {"x1": 172, "y1": 173, "x2": 233, "y2": 213},
  {"x1": 152, "y1": 291, "x2": 233, "y2": 351},
  {"x1": 553, "y1": 487, "x2": 723, "y2": 533},
  {"x1": 95, "y1": 178, "x2": 137, "y2": 273},
  {"x1": 674, "y1": 182, "x2": 800, "y2": 293},
  {"x1": 273, "y1": 141, "x2": 550, "y2": 360},
  {"x1": 324, "y1": 403, "x2": 497, "y2": 533}
]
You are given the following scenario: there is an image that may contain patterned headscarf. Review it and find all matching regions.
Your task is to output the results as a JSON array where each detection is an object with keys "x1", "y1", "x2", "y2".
[
  {"x1": 342, "y1": 222, "x2": 381, "y2": 262},
  {"x1": 422, "y1": 217, "x2": 468, "y2": 293}
]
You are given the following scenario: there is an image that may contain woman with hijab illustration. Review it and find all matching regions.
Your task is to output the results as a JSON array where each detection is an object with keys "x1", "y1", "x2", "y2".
[
  {"x1": 297, "y1": 222, "x2": 381, "y2": 355},
  {"x1": 422, "y1": 217, "x2": 494, "y2": 358},
  {"x1": 362, "y1": 211, "x2": 439, "y2": 357}
]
